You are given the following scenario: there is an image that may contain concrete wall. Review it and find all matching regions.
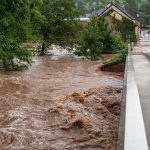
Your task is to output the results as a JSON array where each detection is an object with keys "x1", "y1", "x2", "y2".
[{"x1": 117, "y1": 48, "x2": 148, "y2": 150}]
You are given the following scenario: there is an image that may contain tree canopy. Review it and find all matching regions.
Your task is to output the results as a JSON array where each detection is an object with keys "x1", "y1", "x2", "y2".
[
  {"x1": 0, "y1": 0, "x2": 80, "y2": 69},
  {"x1": 40, "y1": 0, "x2": 80, "y2": 55},
  {"x1": 75, "y1": 16, "x2": 126, "y2": 60},
  {"x1": 0, "y1": 0, "x2": 149, "y2": 70},
  {"x1": 139, "y1": 1, "x2": 150, "y2": 28},
  {"x1": 0, "y1": 0, "x2": 44, "y2": 70}
]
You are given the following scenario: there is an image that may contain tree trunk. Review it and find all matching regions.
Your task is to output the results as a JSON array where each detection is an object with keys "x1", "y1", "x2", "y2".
[{"x1": 40, "y1": 42, "x2": 45, "y2": 55}]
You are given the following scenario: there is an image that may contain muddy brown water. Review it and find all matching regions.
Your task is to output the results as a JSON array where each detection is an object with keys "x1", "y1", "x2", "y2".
[{"x1": 0, "y1": 56, "x2": 123, "y2": 150}]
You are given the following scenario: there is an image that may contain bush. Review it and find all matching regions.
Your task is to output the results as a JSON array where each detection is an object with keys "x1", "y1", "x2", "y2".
[
  {"x1": 112, "y1": 17, "x2": 137, "y2": 43},
  {"x1": 75, "y1": 16, "x2": 109, "y2": 60},
  {"x1": 75, "y1": 16, "x2": 127, "y2": 60},
  {"x1": 103, "y1": 47, "x2": 128, "y2": 66},
  {"x1": 103, "y1": 33, "x2": 126, "y2": 53},
  {"x1": 0, "y1": 36, "x2": 32, "y2": 70}
]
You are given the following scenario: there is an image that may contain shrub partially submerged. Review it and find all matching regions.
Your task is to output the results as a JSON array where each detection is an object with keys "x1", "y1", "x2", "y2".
[
  {"x1": 0, "y1": 36, "x2": 32, "y2": 71},
  {"x1": 103, "y1": 33, "x2": 126, "y2": 54},
  {"x1": 0, "y1": 0, "x2": 43, "y2": 71},
  {"x1": 75, "y1": 16, "x2": 127, "y2": 60},
  {"x1": 102, "y1": 48, "x2": 128, "y2": 66},
  {"x1": 75, "y1": 16, "x2": 108, "y2": 60}
]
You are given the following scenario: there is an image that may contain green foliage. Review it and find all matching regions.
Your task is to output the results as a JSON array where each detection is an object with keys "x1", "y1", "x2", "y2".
[
  {"x1": 123, "y1": 0, "x2": 150, "y2": 27},
  {"x1": 139, "y1": 1, "x2": 150, "y2": 28},
  {"x1": 0, "y1": 0, "x2": 43, "y2": 70},
  {"x1": 75, "y1": 16, "x2": 109, "y2": 60},
  {"x1": 103, "y1": 47, "x2": 128, "y2": 66},
  {"x1": 103, "y1": 33, "x2": 126, "y2": 53},
  {"x1": 75, "y1": 16, "x2": 126, "y2": 60},
  {"x1": 112, "y1": 17, "x2": 137, "y2": 42},
  {"x1": 123, "y1": 0, "x2": 139, "y2": 17},
  {"x1": 0, "y1": 0, "x2": 31, "y2": 41},
  {"x1": 0, "y1": 36, "x2": 32, "y2": 70},
  {"x1": 30, "y1": 0, "x2": 45, "y2": 38},
  {"x1": 40, "y1": 0, "x2": 80, "y2": 55}
]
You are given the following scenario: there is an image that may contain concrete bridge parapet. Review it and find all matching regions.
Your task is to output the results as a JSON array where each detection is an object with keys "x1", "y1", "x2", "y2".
[{"x1": 117, "y1": 48, "x2": 149, "y2": 150}]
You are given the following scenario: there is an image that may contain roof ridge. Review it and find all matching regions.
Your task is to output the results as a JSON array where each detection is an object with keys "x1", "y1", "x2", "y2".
[
  {"x1": 108, "y1": 2, "x2": 136, "y2": 20},
  {"x1": 101, "y1": 2, "x2": 136, "y2": 20}
]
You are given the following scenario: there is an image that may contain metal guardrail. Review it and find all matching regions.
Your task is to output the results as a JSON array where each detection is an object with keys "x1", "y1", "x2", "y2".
[{"x1": 117, "y1": 49, "x2": 149, "y2": 150}]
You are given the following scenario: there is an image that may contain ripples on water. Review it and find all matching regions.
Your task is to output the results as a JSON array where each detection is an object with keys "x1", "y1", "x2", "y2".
[{"x1": 0, "y1": 55, "x2": 123, "y2": 150}]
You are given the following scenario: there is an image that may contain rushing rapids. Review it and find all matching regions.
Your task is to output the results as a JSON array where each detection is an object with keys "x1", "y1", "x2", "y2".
[{"x1": 0, "y1": 55, "x2": 123, "y2": 150}]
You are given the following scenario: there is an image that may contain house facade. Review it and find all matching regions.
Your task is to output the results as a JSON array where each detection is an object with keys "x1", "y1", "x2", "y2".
[{"x1": 80, "y1": 2, "x2": 141, "y2": 41}]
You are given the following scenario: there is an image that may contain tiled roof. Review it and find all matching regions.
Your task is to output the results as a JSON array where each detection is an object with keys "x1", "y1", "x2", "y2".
[
  {"x1": 95, "y1": 7, "x2": 107, "y2": 16},
  {"x1": 95, "y1": 2, "x2": 137, "y2": 21},
  {"x1": 112, "y1": 3, "x2": 135, "y2": 20}
]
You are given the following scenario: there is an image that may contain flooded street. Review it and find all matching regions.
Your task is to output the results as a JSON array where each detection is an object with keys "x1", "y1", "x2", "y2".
[{"x1": 0, "y1": 55, "x2": 123, "y2": 150}]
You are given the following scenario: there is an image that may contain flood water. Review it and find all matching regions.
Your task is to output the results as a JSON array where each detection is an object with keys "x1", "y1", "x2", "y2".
[{"x1": 0, "y1": 55, "x2": 123, "y2": 150}]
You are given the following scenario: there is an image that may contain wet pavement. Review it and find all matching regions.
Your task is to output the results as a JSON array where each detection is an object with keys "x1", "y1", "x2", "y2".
[
  {"x1": 132, "y1": 40, "x2": 150, "y2": 149},
  {"x1": 0, "y1": 55, "x2": 123, "y2": 150}
]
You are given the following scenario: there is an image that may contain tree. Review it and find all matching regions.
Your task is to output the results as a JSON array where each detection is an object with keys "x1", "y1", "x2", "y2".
[
  {"x1": 139, "y1": 1, "x2": 150, "y2": 28},
  {"x1": 75, "y1": 16, "x2": 109, "y2": 60},
  {"x1": 123, "y1": 0, "x2": 139, "y2": 17},
  {"x1": 75, "y1": 16, "x2": 126, "y2": 60},
  {"x1": 112, "y1": 17, "x2": 137, "y2": 42},
  {"x1": 0, "y1": 0, "x2": 43, "y2": 70},
  {"x1": 40, "y1": 0, "x2": 80, "y2": 55}
]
